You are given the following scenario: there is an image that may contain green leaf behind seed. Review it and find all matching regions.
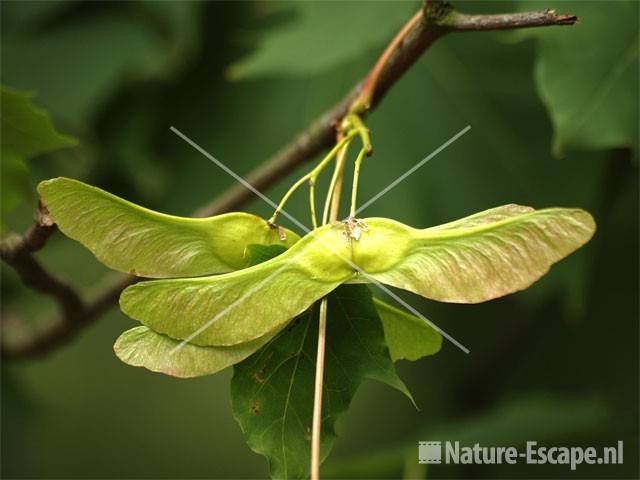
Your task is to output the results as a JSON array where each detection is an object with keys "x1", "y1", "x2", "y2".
[
  {"x1": 244, "y1": 243, "x2": 289, "y2": 267},
  {"x1": 1, "y1": 86, "x2": 76, "y2": 223},
  {"x1": 515, "y1": 1, "x2": 639, "y2": 156},
  {"x1": 373, "y1": 298, "x2": 442, "y2": 362},
  {"x1": 230, "y1": 284, "x2": 412, "y2": 480},
  {"x1": 0, "y1": 86, "x2": 76, "y2": 157}
]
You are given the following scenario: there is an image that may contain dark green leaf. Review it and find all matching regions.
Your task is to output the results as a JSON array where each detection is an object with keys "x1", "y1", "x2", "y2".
[
  {"x1": 0, "y1": 86, "x2": 76, "y2": 222},
  {"x1": 517, "y1": 1, "x2": 639, "y2": 155},
  {"x1": 231, "y1": 284, "x2": 411, "y2": 479},
  {"x1": 373, "y1": 298, "x2": 441, "y2": 362},
  {"x1": 0, "y1": 86, "x2": 76, "y2": 157},
  {"x1": 229, "y1": 1, "x2": 415, "y2": 79},
  {"x1": 245, "y1": 243, "x2": 289, "y2": 267},
  {"x1": 1, "y1": 3, "x2": 202, "y2": 126}
]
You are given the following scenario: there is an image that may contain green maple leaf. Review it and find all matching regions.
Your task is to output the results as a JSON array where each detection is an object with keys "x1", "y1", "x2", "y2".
[
  {"x1": 230, "y1": 283, "x2": 412, "y2": 480},
  {"x1": 374, "y1": 297, "x2": 441, "y2": 362},
  {"x1": 0, "y1": 86, "x2": 76, "y2": 223},
  {"x1": 517, "y1": 1, "x2": 639, "y2": 156},
  {"x1": 0, "y1": 86, "x2": 76, "y2": 157},
  {"x1": 228, "y1": 1, "x2": 415, "y2": 79}
]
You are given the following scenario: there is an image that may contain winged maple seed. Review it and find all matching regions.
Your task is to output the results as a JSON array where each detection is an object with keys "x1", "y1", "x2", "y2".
[{"x1": 37, "y1": 177, "x2": 595, "y2": 377}]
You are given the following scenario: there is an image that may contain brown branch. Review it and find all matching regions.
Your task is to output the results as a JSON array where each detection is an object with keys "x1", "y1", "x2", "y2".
[
  {"x1": 1, "y1": 275, "x2": 136, "y2": 358},
  {"x1": 0, "y1": 204, "x2": 138, "y2": 357},
  {"x1": 1, "y1": 1, "x2": 577, "y2": 359},
  {"x1": 0, "y1": 205, "x2": 65, "y2": 304},
  {"x1": 440, "y1": 9, "x2": 578, "y2": 31}
]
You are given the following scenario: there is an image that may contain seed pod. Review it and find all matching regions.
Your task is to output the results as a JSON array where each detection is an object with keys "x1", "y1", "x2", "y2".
[
  {"x1": 113, "y1": 326, "x2": 274, "y2": 378},
  {"x1": 355, "y1": 206, "x2": 596, "y2": 303},
  {"x1": 38, "y1": 177, "x2": 299, "y2": 278},
  {"x1": 120, "y1": 205, "x2": 595, "y2": 348},
  {"x1": 115, "y1": 242, "x2": 435, "y2": 377},
  {"x1": 119, "y1": 224, "x2": 354, "y2": 346}
]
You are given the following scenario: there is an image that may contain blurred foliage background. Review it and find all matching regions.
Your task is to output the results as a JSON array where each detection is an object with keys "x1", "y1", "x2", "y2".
[{"x1": 1, "y1": 1, "x2": 638, "y2": 478}]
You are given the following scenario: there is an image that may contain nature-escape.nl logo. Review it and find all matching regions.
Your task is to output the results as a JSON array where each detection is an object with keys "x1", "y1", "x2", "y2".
[{"x1": 418, "y1": 440, "x2": 624, "y2": 471}]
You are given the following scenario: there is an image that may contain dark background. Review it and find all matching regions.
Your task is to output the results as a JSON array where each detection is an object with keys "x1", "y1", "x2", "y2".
[{"x1": 1, "y1": 1, "x2": 638, "y2": 478}]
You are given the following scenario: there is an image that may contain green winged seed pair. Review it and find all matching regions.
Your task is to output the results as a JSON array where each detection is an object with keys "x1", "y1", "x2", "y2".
[{"x1": 38, "y1": 177, "x2": 596, "y2": 376}]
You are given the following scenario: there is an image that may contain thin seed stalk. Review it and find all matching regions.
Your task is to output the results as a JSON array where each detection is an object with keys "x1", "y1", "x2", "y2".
[
  {"x1": 269, "y1": 131, "x2": 357, "y2": 225},
  {"x1": 349, "y1": 147, "x2": 368, "y2": 217},
  {"x1": 311, "y1": 129, "x2": 356, "y2": 480},
  {"x1": 310, "y1": 297, "x2": 328, "y2": 480},
  {"x1": 322, "y1": 138, "x2": 351, "y2": 225}
]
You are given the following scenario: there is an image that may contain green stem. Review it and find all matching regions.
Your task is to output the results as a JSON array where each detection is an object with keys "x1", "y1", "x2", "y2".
[
  {"x1": 310, "y1": 297, "x2": 328, "y2": 480},
  {"x1": 322, "y1": 139, "x2": 352, "y2": 225},
  {"x1": 309, "y1": 178, "x2": 318, "y2": 229},
  {"x1": 268, "y1": 131, "x2": 357, "y2": 225},
  {"x1": 311, "y1": 132, "x2": 349, "y2": 480},
  {"x1": 344, "y1": 113, "x2": 372, "y2": 154},
  {"x1": 349, "y1": 147, "x2": 368, "y2": 217}
]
